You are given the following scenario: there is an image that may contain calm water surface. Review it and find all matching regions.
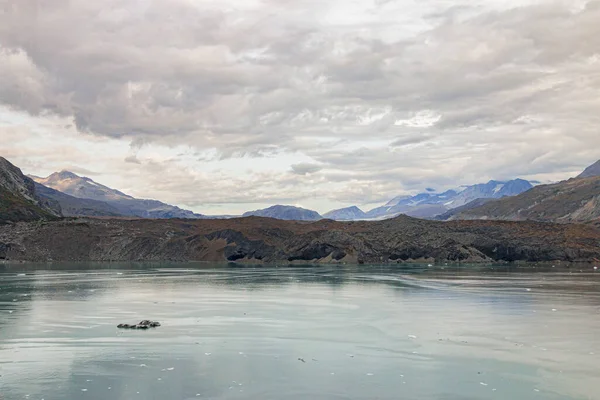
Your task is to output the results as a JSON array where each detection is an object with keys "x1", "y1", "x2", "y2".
[{"x1": 0, "y1": 263, "x2": 599, "y2": 400}]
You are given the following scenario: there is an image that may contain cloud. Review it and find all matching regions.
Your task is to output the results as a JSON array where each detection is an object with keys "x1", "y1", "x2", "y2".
[
  {"x1": 124, "y1": 155, "x2": 141, "y2": 164},
  {"x1": 290, "y1": 163, "x2": 323, "y2": 175},
  {"x1": 1, "y1": 0, "x2": 599, "y2": 213}
]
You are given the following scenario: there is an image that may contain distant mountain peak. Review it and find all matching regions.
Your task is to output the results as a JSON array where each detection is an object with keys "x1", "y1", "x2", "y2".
[
  {"x1": 55, "y1": 170, "x2": 80, "y2": 179},
  {"x1": 323, "y1": 206, "x2": 366, "y2": 221},
  {"x1": 243, "y1": 205, "x2": 322, "y2": 221},
  {"x1": 578, "y1": 160, "x2": 600, "y2": 178}
]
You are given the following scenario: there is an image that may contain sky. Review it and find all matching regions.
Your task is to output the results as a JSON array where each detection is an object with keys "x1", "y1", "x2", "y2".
[{"x1": 1, "y1": 0, "x2": 599, "y2": 215}]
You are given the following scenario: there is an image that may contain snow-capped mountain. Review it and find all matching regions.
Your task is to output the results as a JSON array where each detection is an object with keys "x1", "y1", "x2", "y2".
[{"x1": 323, "y1": 179, "x2": 535, "y2": 221}]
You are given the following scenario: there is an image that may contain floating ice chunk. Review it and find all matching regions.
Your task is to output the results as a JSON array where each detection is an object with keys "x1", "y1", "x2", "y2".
[
  {"x1": 81, "y1": 389, "x2": 88, "y2": 392},
  {"x1": 167, "y1": 367, "x2": 175, "y2": 371},
  {"x1": 140, "y1": 364, "x2": 147, "y2": 367},
  {"x1": 205, "y1": 353, "x2": 211, "y2": 356},
  {"x1": 480, "y1": 382, "x2": 488, "y2": 386},
  {"x1": 408, "y1": 335, "x2": 417, "y2": 339},
  {"x1": 552, "y1": 309, "x2": 557, "y2": 312},
  {"x1": 366, "y1": 373, "x2": 374, "y2": 376}
]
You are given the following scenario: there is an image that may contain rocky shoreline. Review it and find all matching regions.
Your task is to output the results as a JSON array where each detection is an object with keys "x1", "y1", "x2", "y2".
[{"x1": 1, "y1": 215, "x2": 600, "y2": 264}]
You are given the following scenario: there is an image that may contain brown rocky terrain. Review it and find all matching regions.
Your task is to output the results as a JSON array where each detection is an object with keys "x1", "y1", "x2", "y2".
[
  {"x1": 1, "y1": 215, "x2": 599, "y2": 263},
  {"x1": 448, "y1": 176, "x2": 600, "y2": 223}
]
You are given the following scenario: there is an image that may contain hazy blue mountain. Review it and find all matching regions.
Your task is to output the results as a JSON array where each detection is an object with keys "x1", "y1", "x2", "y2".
[
  {"x1": 366, "y1": 179, "x2": 534, "y2": 220},
  {"x1": 323, "y1": 206, "x2": 367, "y2": 220},
  {"x1": 243, "y1": 205, "x2": 322, "y2": 221},
  {"x1": 33, "y1": 182, "x2": 123, "y2": 217},
  {"x1": 578, "y1": 159, "x2": 600, "y2": 178},
  {"x1": 33, "y1": 171, "x2": 205, "y2": 219}
]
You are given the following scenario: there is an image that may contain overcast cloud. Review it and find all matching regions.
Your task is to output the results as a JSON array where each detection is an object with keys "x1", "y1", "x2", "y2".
[{"x1": 1, "y1": 0, "x2": 599, "y2": 214}]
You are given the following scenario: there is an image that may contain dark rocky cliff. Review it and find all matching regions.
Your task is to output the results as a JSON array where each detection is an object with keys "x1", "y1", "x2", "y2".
[{"x1": 1, "y1": 215, "x2": 599, "y2": 263}]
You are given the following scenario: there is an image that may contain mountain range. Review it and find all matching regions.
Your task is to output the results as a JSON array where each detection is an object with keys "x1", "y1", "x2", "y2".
[
  {"x1": 322, "y1": 178, "x2": 534, "y2": 221},
  {"x1": 446, "y1": 176, "x2": 600, "y2": 222},
  {"x1": 3, "y1": 156, "x2": 600, "y2": 264},
  {"x1": 32, "y1": 171, "x2": 205, "y2": 219},
  {"x1": 2, "y1": 156, "x2": 600, "y2": 224}
]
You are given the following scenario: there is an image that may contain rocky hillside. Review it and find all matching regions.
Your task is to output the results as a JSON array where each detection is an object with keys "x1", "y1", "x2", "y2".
[
  {"x1": 33, "y1": 171, "x2": 205, "y2": 219},
  {"x1": 578, "y1": 160, "x2": 600, "y2": 178},
  {"x1": 448, "y1": 176, "x2": 600, "y2": 222},
  {"x1": 243, "y1": 205, "x2": 322, "y2": 221},
  {"x1": 435, "y1": 198, "x2": 497, "y2": 221},
  {"x1": 1, "y1": 215, "x2": 599, "y2": 263},
  {"x1": 0, "y1": 157, "x2": 61, "y2": 223},
  {"x1": 34, "y1": 183, "x2": 123, "y2": 217}
]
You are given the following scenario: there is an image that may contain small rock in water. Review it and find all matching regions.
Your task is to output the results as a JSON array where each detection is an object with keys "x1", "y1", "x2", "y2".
[{"x1": 117, "y1": 320, "x2": 161, "y2": 329}]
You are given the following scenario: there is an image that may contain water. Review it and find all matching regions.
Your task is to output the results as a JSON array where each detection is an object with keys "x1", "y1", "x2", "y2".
[{"x1": 1, "y1": 263, "x2": 599, "y2": 400}]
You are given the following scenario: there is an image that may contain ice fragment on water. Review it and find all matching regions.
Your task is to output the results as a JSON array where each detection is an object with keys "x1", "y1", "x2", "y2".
[
  {"x1": 167, "y1": 367, "x2": 174, "y2": 371},
  {"x1": 408, "y1": 335, "x2": 417, "y2": 339},
  {"x1": 480, "y1": 382, "x2": 488, "y2": 386}
]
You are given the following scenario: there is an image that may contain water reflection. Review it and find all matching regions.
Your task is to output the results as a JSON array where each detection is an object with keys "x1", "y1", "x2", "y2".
[{"x1": 1, "y1": 263, "x2": 599, "y2": 400}]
